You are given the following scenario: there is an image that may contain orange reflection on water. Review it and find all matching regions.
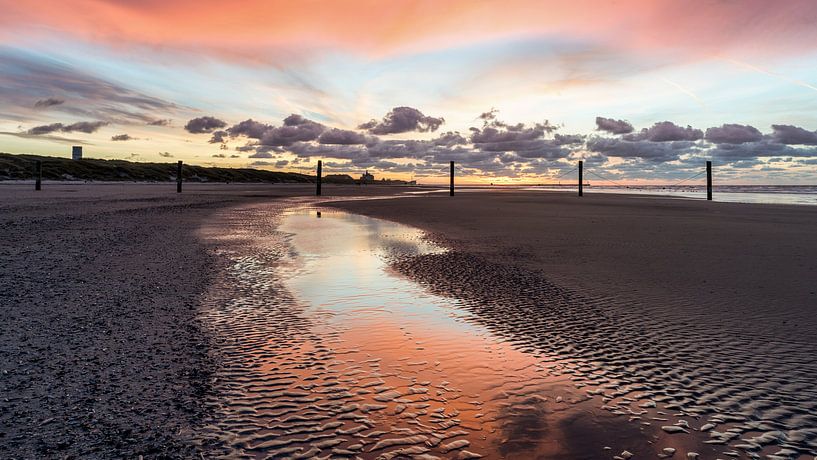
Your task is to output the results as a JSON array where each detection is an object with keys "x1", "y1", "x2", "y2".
[{"x1": 205, "y1": 207, "x2": 712, "y2": 459}]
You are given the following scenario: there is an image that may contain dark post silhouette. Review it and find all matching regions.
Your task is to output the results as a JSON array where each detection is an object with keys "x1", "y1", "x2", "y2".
[
  {"x1": 706, "y1": 161, "x2": 712, "y2": 201},
  {"x1": 316, "y1": 160, "x2": 322, "y2": 196},
  {"x1": 578, "y1": 160, "x2": 583, "y2": 197},
  {"x1": 449, "y1": 161, "x2": 455, "y2": 196},
  {"x1": 35, "y1": 160, "x2": 42, "y2": 191},
  {"x1": 176, "y1": 160, "x2": 183, "y2": 193}
]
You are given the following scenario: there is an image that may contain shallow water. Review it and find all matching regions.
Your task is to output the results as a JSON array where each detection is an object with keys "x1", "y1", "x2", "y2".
[
  {"x1": 264, "y1": 209, "x2": 618, "y2": 458},
  {"x1": 198, "y1": 202, "x2": 817, "y2": 459}
]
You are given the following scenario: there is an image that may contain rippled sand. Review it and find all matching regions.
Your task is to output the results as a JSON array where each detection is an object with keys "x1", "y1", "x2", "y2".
[{"x1": 195, "y1": 200, "x2": 811, "y2": 459}]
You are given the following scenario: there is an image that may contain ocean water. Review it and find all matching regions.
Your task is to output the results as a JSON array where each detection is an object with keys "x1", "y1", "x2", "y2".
[{"x1": 521, "y1": 185, "x2": 817, "y2": 205}]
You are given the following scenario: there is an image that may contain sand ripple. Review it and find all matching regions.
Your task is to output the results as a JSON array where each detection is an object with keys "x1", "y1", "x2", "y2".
[{"x1": 196, "y1": 201, "x2": 817, "y2": 459}]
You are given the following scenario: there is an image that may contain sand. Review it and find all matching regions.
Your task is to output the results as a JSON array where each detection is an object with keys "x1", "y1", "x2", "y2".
[
  {"x1": 328, "y1": 190, "x2": 817, "y2": 457},
  {"x1": 0, "y1": 182, "x2": 402, "y2": 458},
  {"x1": 3, "y1": 183, "x2": 817, "y2": 458}
]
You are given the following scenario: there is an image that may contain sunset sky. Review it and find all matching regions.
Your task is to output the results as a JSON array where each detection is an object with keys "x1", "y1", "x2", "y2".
[{"x1": 2, "y1": 0, "x2": 817, "y2": 184}]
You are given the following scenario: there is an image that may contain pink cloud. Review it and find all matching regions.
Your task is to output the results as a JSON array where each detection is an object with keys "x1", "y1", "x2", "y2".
[{"x1": 1, "y1": 0, "x2": 815, "y2": 61}]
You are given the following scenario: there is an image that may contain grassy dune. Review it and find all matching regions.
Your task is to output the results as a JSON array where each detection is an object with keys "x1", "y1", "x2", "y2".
[{"x1": 0, "y1": 153, "x2": 357, "y2": 184}]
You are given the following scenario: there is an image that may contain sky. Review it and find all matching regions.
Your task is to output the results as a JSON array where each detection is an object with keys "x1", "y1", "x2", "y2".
[{"x1": 2, "y1": 0, "x2": 817, "y2": 184}]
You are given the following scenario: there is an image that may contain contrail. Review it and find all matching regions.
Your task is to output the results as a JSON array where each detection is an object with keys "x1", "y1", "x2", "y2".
[
  {"x1": 727, "y1": 58, "x2": 817, "y2": 93},
  {"x1": 661, "y1": 78, "x2": 706, "y2": 108}
]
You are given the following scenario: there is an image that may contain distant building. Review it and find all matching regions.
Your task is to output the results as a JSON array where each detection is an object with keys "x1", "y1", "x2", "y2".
[
  {"x1": 360, "y1": 170, "x2": 374, "y2": 184},
  {"x1": 72, "y1": 146, "x2": 82, "y2": 160}
]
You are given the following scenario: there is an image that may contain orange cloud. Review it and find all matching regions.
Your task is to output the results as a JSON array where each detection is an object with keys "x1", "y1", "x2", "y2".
[{"x1": 1, "y1": 0, "x2": 816, "y2": 60}]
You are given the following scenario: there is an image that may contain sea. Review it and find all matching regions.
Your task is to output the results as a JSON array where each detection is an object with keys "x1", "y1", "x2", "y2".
[{"x1": 521, "y1": 185, "x2": 817, "y2": 205}]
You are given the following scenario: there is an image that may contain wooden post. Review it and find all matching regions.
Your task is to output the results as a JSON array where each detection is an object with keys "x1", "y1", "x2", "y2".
[
  {"x1": 176, "y1": 161, "x2": 183, "y2": 193},
  {"x1": 35, "y1": 160, "x2": 42, "y2": 191},
  {"x1": 706, "y1": 161, "x2": 712, "y2": 201},
  {"x1": 578, "y1": 160, "x2": 583, "y2": 197},
  {"x1": 316, "y1": 160, "x2": 322, "y2": 196},
  {"x1": 449, "y1": 161, "x2": 455, "y2": 196}
]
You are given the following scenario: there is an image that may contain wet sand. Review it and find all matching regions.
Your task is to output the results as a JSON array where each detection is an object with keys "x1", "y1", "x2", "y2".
[
  {"x1": 328, "y1": 190, "x2": 817, "y2": 457},
  {"x1": 4, "y1": 183, "x2": 817, "y2": 458},
  {"x1": 0, "y1": 183, "x2": 399, "y2": 458}
]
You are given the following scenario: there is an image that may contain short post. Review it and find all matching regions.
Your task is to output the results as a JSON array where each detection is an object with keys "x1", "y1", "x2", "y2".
[
  {"x1": 449, "y1": 161, "x2": 454, "y2": 196},
  {"x1": 706, "y1": 160, "x2": 712, "y2": 201},
  {"x1": 176, "y1": 160, "x2": 183, "y2": 193},
  {"x1": 578, "y1": 160, "x2": 583, "y2": 197},
  {"x1": 35, "y1": 160, "x2": 42, "y2": 191},
  {"x1": 316, "y1": 160, "x2": 322, "y2": 196}
]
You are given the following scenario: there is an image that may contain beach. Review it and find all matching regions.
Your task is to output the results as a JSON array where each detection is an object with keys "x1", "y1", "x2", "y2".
[{"x1": 2, "y1": 183, "x2": 817, "y2": 458}]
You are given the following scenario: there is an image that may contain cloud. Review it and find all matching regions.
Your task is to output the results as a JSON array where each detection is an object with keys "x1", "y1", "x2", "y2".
[
  {"x1": 595, "y1": 116, "x2": 634, "y2": 134},
  {"x1": 708, "y1": 140, "x2": 817, "y2": 161},
  {"x1": 318, "y1": 128, "x2": 367, "y2": 145},
  {"x1": 771, "y1": 124, "x2": 817, "y2": 145},
  {"x1": 147, "y1": 118, "x2": 172, "y2": 126},
  {"x1": 554, "y1": 133, "x2": 586, "y2": 145},
  {"x1": 227, "y1": 119, "x2": 272, "y2": 139},
  {"x1": 469, "y1": 116, "x2": 567, "y2": 159},
  {"x1": 26, "y1": 120, "x2": 108, "y2": 135},
  {"x1": 212, "y1": 153, "x2": 226, "y2": 158},
  {"x1": 222, "y1": 115, "x2": 326, "y2": 147},
  {"x1": 111, "y1": 133, "x2": 134, "y2": 141},
  {"x1": 27, "y1": 123, "x2": 64, "y2": 135},
  {"x1": 704, "y1": 124, "x2": 763, "y2": 144},
  {"x1": 0, "y1": 131, "x2": 90, "y2": 144},
  {"x1": 209, "y1": 130, "x2": 229, "y2": 143},
  {"x1": 65, "y1": 121, "x2": 108, "y2": 133},
  {"x1": 34, "y1": 98, "x2": 65, "y2": 108},
  {"x1": 586, "y1": 137, "x2": 697, "y2": 162},
  {"x1": 0, "y1": 50, "x2": 178, "y2": 124},
  {"x1": 158, "y1": 151, "x2": 173, "y2": 157},
  {"x1": 624, "y1": 121, "x2": 703, "y2": 142},
  {"x1": 185, "y1": 116, "x2": 228, "y2": 134},
  {"x1": 182, "y1": 109, "x2": 817, "y2": 179},
  {"x1": 359, "y1": 106, "x2": 444, "y2": 134}
]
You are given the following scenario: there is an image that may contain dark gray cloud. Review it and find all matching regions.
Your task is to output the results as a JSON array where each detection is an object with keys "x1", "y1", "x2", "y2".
[
  {"x1": 586, "y1": 137, "x2": 697, "y2": 162},
  {"x1": 65, "y1": 121, "x2": 109, "y2": 133},
  {"x1": 185, "y1": 116, "x2": 227, "y2": 134},
  {"x1": 220, "y1": 115, "x2": 326, "y2": 147},
  {"x1": 34, "y1": 98, "x2": 64, "y2": 108},
  {"x1": 554, "y1": 133, "x2": 585, "y2": 145},
  {"x1": 771, "y1": 124, "x2": 817, "y2": 145},
  {"x1": 469, "y1": 117, "x2": 568, "y2": 159},
  {"x1": 158, "y1": 151, "x2": 173, "y2": 158},
  {"x1": 0, "y1": 130, "x2": 90, "y2": 144},
  {"x1": 624, "y1": 121, "x2": 703, "y2": 142},
  {"x1": 27, "y1": 123, "x2": 64, "y2": 135},
  {"x1": 318, "y1": 128, "x2": 367, "y2": 145},
  {"x1": 595, "y1": 116, "x2": 634, "y2": 134},
  {"x1": 27, "y1": 120, "x2": 108, "y2": 135},
  {"x1": 359, "y1": 106, "x2": 444, "y2": 134},
  {"x1": 704, "y1": 124, "x2": 763, "y2": 144},
  {"x1": 111, "y1": 133, "x2": 134, "y2": 141},
  {"x1": 708, "y1": 140, "x2": 817, "y2": 161},
  {"x1": 227, "y1": 119, "x2": 272, "y2": 139},
  {"x1": 260, "y1": 118, "x2": 325, "y2": 146},
  {"x1": 147, "y1": 118, "x2": 172, "y2": 126},
  {"x1": 209, "y1": 130, "x2": 229, "y2": 144}
]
